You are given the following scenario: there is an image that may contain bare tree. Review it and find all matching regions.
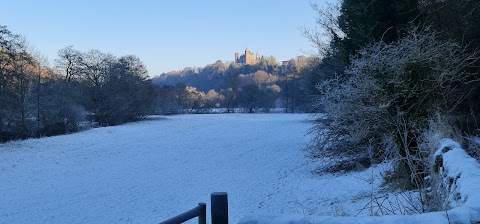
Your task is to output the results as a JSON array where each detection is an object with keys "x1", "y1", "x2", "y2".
[
  {"x1": 238, "y1": 85, "x2": 263, "y2": 113},
  {"x1": 55, "y1": 46, "x2": 83, "y2": 82},
  {"x1": 80, "y1": 49, "x2": 115, "y2": 112},
  {"x1": 96, "y1": 55, "x2": 154, "y2": 125}
]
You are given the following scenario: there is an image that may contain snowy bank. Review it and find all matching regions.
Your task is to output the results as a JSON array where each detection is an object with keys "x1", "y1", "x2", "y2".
[{"x1": 239, "y1": 139, "x2": 480, "y2": 224}]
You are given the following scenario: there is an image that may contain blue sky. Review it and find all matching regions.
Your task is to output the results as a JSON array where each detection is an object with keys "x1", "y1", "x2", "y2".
[{"x1": 1, "y1": 0, "x2": 328, "y2": 76}]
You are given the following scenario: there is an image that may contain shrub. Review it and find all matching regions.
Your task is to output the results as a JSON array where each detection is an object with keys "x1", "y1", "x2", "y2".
[{"x1": 312, "y1": 27, "x2": 480, "y2": 185}]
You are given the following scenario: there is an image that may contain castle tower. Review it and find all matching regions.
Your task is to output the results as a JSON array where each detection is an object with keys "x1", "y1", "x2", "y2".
[
  {"x1": 235, "y1": 52, "x2": 239, "y2": 63},
  {"x1": 245, "y1": 47, "x2": 255, "y2": 65}
]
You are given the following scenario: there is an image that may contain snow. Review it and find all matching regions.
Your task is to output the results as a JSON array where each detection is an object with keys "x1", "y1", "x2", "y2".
[
  {"x1": 434, "y1": 139, "x2": 480, "y2": 222},
  {"x1": 0, "y1": 114, "x2": 384, "y2": 224},
  {"x1": 239, "y1": 213, "x2": 450, "y2": 224},
  {"x1": 239, "y1": 138, "x2": 480, "y2": 224},
  {"x1": 4, "y1": 115, "x2": 477, "y2": 224}
]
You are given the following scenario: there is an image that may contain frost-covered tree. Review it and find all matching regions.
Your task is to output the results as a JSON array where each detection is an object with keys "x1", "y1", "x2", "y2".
[
  {"x1": 55, "y1": 46, "x2": 83, "y2": 82},
  {"x1": 96, "y1": 55, "x2": 155, "y2": 125},
  {"x1": 203, "y1": 89, "x2": 224, "y2": 109},
  {"x1": 313, "y1": 28, "x2": 479, "y2": 183},
  {"x1": 237, "y1": 85, "x2": 264, "y2": 113},
  {"x1": 0, "y1": 26, "x2": 42, "y2": 139}
]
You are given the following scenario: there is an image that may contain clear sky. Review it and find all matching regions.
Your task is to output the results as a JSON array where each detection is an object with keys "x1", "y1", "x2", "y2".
[{"x1": 0, "y1": 0, "x2": 328, "y2": 77}]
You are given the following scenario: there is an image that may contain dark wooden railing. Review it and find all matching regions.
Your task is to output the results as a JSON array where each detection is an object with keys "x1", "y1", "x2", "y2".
[
  {"x1": 160, "y1": 203, "x2": 206, "y2": 224},
  {"x1": 160, "y1": 192, "x2": 228, "y2": 224}
]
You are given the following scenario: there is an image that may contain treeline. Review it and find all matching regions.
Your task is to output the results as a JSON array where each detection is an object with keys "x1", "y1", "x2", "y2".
[
  {"x1": 307, "y1": 0, "x2": 480, "y2": 194},
  {"x1": 0, "y1": 23, "x2": 321, "y2": 142},
  {"x1": 152, "y1": 56, "x2": 319, "y2": 114},
  {"x1": 0, "y1": 26, "x2": 155, "y2": 141}
]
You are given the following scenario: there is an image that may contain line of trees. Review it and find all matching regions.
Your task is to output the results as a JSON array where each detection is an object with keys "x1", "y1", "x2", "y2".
[
  {"x1": 0, "y1": 25, "x2": 155, "y2": 141},
  {"x1": 153, "y1": 56, "x2": 318, "y2": 114},
  {"x1": 306, "y1": 0, "x2": 480, "y2": 194},
  {"x1": 1, "y1": 22, "x2": 325, "y2": 141},
  {"x1": 0, "y1": 23, "x2": 322, "y2": 142}
]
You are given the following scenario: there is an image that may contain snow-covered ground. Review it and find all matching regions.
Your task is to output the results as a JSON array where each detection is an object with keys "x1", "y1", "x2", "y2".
[
  {"x1": 0, "y1": 114, "x2": 389, "y2": 223},
  {"x1": 240, "y1": 139, "x2": 480, "y2": 224}
]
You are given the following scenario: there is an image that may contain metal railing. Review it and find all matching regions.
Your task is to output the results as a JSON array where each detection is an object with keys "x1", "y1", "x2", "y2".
[{"x1": 160, "y1": 192, "x2": 228, "y2": 224}]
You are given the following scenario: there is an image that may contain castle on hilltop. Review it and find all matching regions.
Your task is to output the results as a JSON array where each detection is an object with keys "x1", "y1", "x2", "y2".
[{"x1": 235, "y1": 48, "x2": 261, "y2": 65}]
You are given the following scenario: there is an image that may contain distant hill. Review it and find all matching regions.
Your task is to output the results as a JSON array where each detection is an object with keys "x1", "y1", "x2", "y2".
[
  {"x1": 152, "y1": 56, "x2": 306, "y2": 92},
  {"x1": 151, "y1": 55, "x2": 317, "y2": 113}
]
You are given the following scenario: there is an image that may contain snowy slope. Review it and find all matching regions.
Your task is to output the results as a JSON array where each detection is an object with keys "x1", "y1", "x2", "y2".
[{"x1": 1, "y1": 114, "x2": 387, "y2": 224}]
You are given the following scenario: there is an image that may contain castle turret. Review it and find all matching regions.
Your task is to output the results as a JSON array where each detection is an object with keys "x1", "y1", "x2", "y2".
[{"x1": 235, "y1": 52, "x2": 239, "y2": 63}]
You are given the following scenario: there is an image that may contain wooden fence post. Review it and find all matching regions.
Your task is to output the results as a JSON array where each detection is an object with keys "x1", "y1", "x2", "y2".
[
  {"x1": 198, "y1": 203, "x2": 206, "y2": 224},
  {"x1": 211, "y1": 192, "x2": 228, "y2": 224}
]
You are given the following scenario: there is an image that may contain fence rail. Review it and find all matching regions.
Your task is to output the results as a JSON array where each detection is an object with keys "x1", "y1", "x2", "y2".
[
  {"x1": 160, "y1": 203, "x2": 206, "y2": 224},
  {"x1": 160, "y1": 192, "x2": 228, "y2": 224}
]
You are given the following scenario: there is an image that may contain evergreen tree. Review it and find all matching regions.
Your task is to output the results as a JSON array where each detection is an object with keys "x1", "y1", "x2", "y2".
[{"x1": 337, "y1": 0, "x2": 421, "y2": 62}]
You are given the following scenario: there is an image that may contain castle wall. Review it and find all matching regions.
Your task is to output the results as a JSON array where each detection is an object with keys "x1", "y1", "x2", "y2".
[{"x1": 235, "y1": 48, "x2": 259, "y2": 65}]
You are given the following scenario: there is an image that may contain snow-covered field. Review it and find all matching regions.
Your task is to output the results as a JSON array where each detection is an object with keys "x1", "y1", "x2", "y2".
[{"x1": 0, "y1": 114, "x2": 388, "y2": 223}]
